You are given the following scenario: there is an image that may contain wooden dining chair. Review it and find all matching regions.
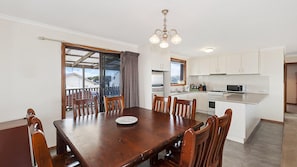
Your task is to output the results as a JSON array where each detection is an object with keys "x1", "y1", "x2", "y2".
[
  {"x1": 165, "y1": 97, "x2": 197, "y2": 158},
  {"x1": 154, "y1": 116, "x2": 216, "y2": 167},
  {"x1": 152, "y1": 95, "x2": 171, "y2": 113},
  {"x1": 103, "y1": 95, "x2": 124, "y2": 113},
  {"x1": 31, "y1": 129, "x2": 80, "y2": 167},
  {"x1": 73, "y1": 96, "x2": 99, "y2": 119},
  {"x1": 29, "y1": 116, "x2": 80, "y2": 167},
  {"x1": 206, "y1": 108, "x2": 232, "y2": 167},
  {"x1": 26, "y1": 108, "x2": 36, "y2": 126},
  {"x1": 172, "y1": 97, "x2": 196, "y2": 120}
]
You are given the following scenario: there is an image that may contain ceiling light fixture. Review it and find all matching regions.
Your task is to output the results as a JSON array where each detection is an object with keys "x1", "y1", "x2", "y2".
[
  {"x1": 149, "y1": 9, "x2": 182, "y2": 48},
  {"x1": 201, "y1": 47, "x2": 215, "y2": 53}
]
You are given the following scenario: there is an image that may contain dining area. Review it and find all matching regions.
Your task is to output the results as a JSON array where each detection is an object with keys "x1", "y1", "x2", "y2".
[{"x1": 24, "y1": 94, "x2": 232, "y2": 167}]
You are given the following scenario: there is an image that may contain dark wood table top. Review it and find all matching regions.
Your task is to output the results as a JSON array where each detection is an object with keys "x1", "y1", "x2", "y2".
[{"x1": 54, "y1": 107, "x2": 203, "y2": 167}]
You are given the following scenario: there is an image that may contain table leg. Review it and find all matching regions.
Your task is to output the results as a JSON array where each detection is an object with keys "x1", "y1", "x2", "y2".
[
  {"x1": 150, "y1": 154, "x2": 158, "y2": 165},
  {"x1": 56, "y1": 130, "x2": 67, "y2": 155}
]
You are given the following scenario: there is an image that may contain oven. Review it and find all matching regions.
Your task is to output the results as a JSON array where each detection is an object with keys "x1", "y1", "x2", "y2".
[
  {"x1": 208, "y1": 100, "x2": 215, "y2": 115},
  {"x1": 207, "y1": 90, "x2": 226, "y2": 115}
]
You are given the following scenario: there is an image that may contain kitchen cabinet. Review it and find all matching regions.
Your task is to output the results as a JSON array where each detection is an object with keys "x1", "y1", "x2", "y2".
[
  {"x1": 226, "y1": 52, "x2": 259, "y2": 74},
  {"x1": 188, "y1": 57, "x2": 209, "y2": 75},
  {"x1": 171, "y1": 92, "x2": 197, "y2": 112},
  {"x1": 150, "y1": 46, "x2": 170, "y2": 71},
  {"x1": 170, "y1": 92, "x2": 209, "y2": 113},
  {"x1": 188, "y1": 57, "x2": 199, "y2": 75},
  {"x1": 209, "y1": 55, "x2": 226, "y2": 74},
  {"x1": 197, "y1": 92, "x2": 209, "y2": 113},
  {"x1": 216, "y1": 101, "x2": 260, "y2": 144}
]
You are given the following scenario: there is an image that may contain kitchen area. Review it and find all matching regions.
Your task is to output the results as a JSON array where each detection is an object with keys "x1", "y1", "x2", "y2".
[
  {"x1": 168, "y1": 74, "x2": 269, "y2": 144},
  {"x1": 141, "y1": 46, "x2": 284, "y2": 145}
]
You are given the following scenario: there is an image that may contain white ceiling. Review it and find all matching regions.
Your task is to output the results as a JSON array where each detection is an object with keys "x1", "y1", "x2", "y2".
[{"x1": 0, "y1": 0, "x2": 296, "y2": 57}]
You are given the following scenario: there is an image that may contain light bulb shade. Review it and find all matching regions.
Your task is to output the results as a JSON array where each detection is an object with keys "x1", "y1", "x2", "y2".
[
  {"x1": 159, "y1": 40, "x2": 169, "y2": 48},
  {"x1": 171, "y1": 34, "x2": 182, "y2": 45},
  {"x1": 149, "y1": 34, "x2": 160, "y2": 44}
]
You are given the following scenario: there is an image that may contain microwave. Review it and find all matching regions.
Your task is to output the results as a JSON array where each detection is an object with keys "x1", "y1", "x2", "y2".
[{"x1": 227, "y1": 85, "x2": 244, "y2": 92}]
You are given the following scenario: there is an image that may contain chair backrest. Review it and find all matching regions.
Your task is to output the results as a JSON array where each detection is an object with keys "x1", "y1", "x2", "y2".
[
  {"x1": 172, "y1": 97, "x2": 196, "y2": 120},
  {"x1": 30, "y1": 116, "x2": 44, "y2": 132},
  {"x1": 73, "y1": 96, "x2": 99, "y2": 119},
  {"x1": 179, "y1": 116, "x2": 215, "y2": 167},
  {"x1": 104, "y1": 95, "x2": 124, "y2": 113},
  {"x1": 26, "y1": 108, "x2": 36, "y2": 126},
  {"x1": 206, "y1": 108, "x2": 232, "y2": 167},
  {"x1": 152, "y1": 95, "x2": 171, "y2": 113},
  {"x1": 31, "y1": 129, "x2": 54, "y2": 167}
]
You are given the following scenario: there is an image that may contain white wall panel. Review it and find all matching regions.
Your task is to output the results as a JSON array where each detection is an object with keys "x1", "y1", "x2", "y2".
[{"x1": 0, "y1": 18, "x2": 137, "y2": 146}]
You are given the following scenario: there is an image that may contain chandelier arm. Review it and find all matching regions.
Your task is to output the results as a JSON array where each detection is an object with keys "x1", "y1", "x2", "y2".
[
  {"x1": 154, "y1": 29, "x2": 162, "y2": 35},
  {"x1": 149, "y1": 9, "x2": 181, "y2": 47}
]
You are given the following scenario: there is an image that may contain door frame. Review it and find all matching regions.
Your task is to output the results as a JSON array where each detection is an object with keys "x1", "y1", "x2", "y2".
[{"x1": 61, "y1": 42, "x2": 120, "y2": 119}]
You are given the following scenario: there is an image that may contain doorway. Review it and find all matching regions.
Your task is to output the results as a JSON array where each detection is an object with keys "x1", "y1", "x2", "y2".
[
  {"x1": 285, "y1": 62, "x2": 297, "y2": 113},
  {"x1": 61, "y1": 43, "x2": 121, "y2": 118}
]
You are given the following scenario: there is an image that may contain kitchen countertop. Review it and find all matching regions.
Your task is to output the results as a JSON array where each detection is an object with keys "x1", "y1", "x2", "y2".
[
  {"x1": 214, "y1": 93, "x2": 267, "y2": 104},
  {"x1": 170, "y1": 90, "x2": 207, "y2": 96}
]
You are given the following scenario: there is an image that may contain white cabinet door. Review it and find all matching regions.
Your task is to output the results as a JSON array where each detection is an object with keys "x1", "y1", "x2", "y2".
[
  {"x1": 226, "y1": 55, "x2": 241, "y2": 74},
  {"x1": 218, "y1": 55, "x2": 226, "y2": 73},
  {"x1": 209, "y1": 55, "x2": 226, "y2": 74},
  {"x1": 226, "y1": 52, "x2": 259, "y2": 74},
  {"x1": 197, "y1": 92, "x2": 208, "y2": 112},
  {"x1": 188, "y1": 57, "x2": 209, "y2": 75},
  {"x1": 209, "y1": 56, "x2": 217, "y2": 74},
  {"x1": 200, "y1": 57, "x2": 210, "y2": 75},
  {"x1": 241, "y1": 52, "x2": 259, "y2": 74},
  {"x1": 188, "y1": 58, "x2": 200, "y2": 75},
  {"x1": 150, "y1": 46, "x2": 170, "y2": 71}
]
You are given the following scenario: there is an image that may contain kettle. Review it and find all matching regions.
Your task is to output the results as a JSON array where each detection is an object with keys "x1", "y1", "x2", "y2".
[{"x1": 184, "y1": 85, "x2": 190, "y2": 92}]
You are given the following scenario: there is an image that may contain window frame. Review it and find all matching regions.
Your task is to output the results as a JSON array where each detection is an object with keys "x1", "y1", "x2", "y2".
[{"x1": 170, "y1": 58, "x2": 187, "y2": 86}]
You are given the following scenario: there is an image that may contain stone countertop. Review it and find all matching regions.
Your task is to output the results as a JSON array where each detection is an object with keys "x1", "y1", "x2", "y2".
[
  {"x1": 169, "y1": 90, "x2": 207, "y2": 96},
  {"x1": 214, "y1": 93, "x2": 267, "y2": 104}
]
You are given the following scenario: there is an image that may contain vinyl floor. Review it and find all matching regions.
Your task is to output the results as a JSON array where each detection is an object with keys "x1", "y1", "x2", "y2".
[{"x1": 139, "y1": 112, "x2": 284, "y2": 167}]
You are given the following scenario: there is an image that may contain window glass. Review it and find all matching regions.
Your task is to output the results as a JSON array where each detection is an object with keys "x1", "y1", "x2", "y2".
[{"x1": 171, "y1": 58, "x2": 186, "y2": 85}]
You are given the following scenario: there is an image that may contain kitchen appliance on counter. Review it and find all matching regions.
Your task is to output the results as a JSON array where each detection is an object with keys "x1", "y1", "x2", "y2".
[
  {"x1": 184, "y1": 85, "x2": 190, "y2": 92},
  {"x1": 227, "y1": 85, "x2": 245, "y2": 93}
]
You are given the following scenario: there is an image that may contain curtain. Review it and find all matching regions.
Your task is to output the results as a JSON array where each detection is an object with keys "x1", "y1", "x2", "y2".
[{"x1": 120, "y1": 51, "x2": 139, "y2": 108}]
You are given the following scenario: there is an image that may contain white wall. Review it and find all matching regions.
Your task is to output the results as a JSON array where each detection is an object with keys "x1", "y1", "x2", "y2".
[
  {"x1": 286, "y1": 64, "x2": 297, "y2": 104},
  {"x1": 0, "y1": 17, "x2": 137, "y2": 146},
  {"x1": 138, "y1": 44, "x2": 172, "y2": 109},
  {"x1": 258, "y1": 47, "x2": 284, "y2": 122}
]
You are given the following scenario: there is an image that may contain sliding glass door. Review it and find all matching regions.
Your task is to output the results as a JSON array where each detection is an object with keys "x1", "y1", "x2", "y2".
[{"x1": 63, "y1": 46, "x2": 120, "y2": 117}]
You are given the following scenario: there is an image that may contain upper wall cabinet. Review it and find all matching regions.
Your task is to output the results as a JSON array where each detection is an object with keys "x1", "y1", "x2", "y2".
[
  {"x1": 188, "y1": 57, "x2": 209, "y2": 75},
  {"x1": 226, "y1": 52, "x2": 259, "y2": 74},
  {"x1": 150, "y1": 46, "x2": 170, "y2": 71},
  {"x1": 209, "y1": 55, "x2": 226, "y2": 74}
]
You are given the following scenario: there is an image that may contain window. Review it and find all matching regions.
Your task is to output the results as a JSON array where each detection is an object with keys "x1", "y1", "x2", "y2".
[{"x1": 171, "y1": 58, "x2": 186, "y2": 85}]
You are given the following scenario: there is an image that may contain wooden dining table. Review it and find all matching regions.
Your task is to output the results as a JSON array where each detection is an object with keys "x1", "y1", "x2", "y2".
[{"x1": 54, "y1": 107, "x2": 203, "y2": 167}]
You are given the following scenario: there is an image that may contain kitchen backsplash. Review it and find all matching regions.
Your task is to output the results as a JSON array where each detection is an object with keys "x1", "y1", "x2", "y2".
[{"x1": 189, "y1": 75, "x2": 269, "y2": 93}]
